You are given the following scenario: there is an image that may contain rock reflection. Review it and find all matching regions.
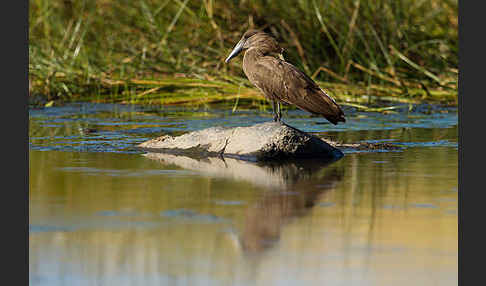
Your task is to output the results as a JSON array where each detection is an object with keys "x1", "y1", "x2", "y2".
[
  {"x1": 143, "y1": 152, "x2": 341, "y2": 191},
  {"x1": 144, "y1": 152, "x2": 344, "y2": 254}
]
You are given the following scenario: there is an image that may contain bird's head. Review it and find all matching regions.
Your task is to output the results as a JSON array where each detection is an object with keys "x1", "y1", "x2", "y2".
[{"x1": 225, "y1": 29, "x2": 281, "y2": 63}]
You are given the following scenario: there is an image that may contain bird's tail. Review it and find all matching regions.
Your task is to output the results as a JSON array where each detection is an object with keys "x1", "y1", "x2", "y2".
[{"x1": 296, "y1": 88, "x2": 346, "y2": 125}]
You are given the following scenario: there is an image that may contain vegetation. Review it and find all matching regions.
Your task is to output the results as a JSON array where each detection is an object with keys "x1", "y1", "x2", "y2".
[{"x1": 29, "y1": 0, "x2": 458, "y2": 108}]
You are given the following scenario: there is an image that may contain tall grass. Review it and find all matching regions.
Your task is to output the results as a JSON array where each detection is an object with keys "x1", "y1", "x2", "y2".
[{"x1": 29, "y1": 0, "x2": 457, "y2": 104}]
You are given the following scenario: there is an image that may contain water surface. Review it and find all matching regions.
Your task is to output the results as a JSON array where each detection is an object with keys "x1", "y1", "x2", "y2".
[{"x1": 29, "y1": 103, "x2": 458, "y2": 286}]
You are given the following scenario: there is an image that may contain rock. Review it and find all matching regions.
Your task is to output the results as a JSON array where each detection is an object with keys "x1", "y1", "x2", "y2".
[{"x1": 137, "y1": 122, "x2": 343, "y2": 161}]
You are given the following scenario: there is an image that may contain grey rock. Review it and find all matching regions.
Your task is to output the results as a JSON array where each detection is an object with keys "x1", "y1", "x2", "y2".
[{"x1": 137, "y1": 122, "x2": 343, "y2": 161}]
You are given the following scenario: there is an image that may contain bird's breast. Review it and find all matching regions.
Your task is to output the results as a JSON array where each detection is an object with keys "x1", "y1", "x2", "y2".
[
  {"x1": 242, "y1": 54, "x2": 262, "y2": 87},
  {"x1": 242, "y1": 50, "x2": 282, "y2": 101}
]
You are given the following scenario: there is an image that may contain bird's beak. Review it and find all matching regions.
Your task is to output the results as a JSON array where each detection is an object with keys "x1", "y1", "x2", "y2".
[{"x1": 225, "y1": 38, "x2": 245, "y2": 63}]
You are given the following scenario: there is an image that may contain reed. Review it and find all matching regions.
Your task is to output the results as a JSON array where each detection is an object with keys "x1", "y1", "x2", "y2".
[{"x1": 29, "y1": 0, "x2": 458, "y2": 107}]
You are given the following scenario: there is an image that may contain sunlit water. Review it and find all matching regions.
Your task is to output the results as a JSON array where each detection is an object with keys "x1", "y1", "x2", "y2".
[{"x1": 29, "y1": 102, "x2": 457, "y2": 286}]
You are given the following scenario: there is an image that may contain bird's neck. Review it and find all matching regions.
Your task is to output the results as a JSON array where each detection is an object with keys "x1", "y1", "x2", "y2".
[
  {"x1": 242, "y1": 49, "x2": 261, "y2": 76},
  {"x1": 243, "y1": 47, "x2": 263, "y2": 62},
  {"x1": 243, "y1": 47, "x2": 281, "y2": 71}
]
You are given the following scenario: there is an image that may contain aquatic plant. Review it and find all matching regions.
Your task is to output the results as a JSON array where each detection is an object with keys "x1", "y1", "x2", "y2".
[{"x1": 29, "y1": 0, "x2": 457, "y2": 107}]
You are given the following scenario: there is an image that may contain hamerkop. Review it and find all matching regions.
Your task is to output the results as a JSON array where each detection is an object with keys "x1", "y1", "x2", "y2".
[{"x1": 225, "y1": 29, "x2": 345, "y2": 124}]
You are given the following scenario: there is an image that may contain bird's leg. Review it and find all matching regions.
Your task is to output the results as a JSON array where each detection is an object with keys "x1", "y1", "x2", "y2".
[
  {"x1": 276, "y1": 102, "x2": 282, "y2": 122},
  {"x1": 272, "y1": 100, "x2": 278, "y2": 122}
]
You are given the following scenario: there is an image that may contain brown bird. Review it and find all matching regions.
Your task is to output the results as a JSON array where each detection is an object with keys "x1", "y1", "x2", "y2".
[{"x1": 225, "y1": 29, "x2": 345, "y2": 124}]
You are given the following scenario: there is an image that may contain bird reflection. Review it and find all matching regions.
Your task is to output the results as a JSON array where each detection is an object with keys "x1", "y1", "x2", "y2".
[
  {"x1": 240, "y1": 166, "x2": 343, "y2": 253},
  {"x1": 144, "y1": 152, "x2": 344, "y2": 254}
]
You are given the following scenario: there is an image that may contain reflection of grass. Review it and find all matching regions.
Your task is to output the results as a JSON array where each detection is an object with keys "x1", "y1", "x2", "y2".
[
  {"x1": 29, "y1": 146, "x2": 458, "y2": 276},
  {"x1": 29, "y1": 0, "x2": 457, "y2": 107}
]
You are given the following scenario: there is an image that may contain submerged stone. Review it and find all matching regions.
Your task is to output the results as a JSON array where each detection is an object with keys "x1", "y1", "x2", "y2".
[{"x1": 137, "y1": 122, "x2": 343, "y2": 161}]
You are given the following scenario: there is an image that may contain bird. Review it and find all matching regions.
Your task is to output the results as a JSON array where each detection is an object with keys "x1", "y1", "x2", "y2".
[{"x1": 225, "y1": 29, "x2": 346, "y2": 124}]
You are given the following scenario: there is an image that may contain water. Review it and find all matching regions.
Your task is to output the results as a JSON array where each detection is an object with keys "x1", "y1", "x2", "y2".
[{"x1": 29, "y1": 102, "x2": 458, "y2": 285}]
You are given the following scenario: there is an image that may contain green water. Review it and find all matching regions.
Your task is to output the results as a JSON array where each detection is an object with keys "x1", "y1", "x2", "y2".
[{"x1": 29, "y1": 103, "x2": 458, "y2": 285}]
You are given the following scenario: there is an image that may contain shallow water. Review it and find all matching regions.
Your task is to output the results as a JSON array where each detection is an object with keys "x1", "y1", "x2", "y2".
[{"x1": 29, "y1": 103, "x2": 457, "y2": 286}]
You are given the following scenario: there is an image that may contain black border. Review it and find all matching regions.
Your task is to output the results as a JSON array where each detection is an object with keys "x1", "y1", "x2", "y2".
[
  {"x1": 459, "y1": 1, "x2": 482, "y2": 285},
  {"x1": 3, "y1": 0, "x2": 29, "y2": 284}
]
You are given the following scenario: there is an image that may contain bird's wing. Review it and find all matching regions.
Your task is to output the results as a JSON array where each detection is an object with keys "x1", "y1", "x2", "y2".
[{"x1": 252, "y1": 57, "x2": 345, "y2": 124}]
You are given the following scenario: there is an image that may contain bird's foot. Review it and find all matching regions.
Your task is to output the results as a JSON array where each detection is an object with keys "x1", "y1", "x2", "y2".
[{"x1": 273, "y1": 116, "x2": 283, "y2": 123}]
